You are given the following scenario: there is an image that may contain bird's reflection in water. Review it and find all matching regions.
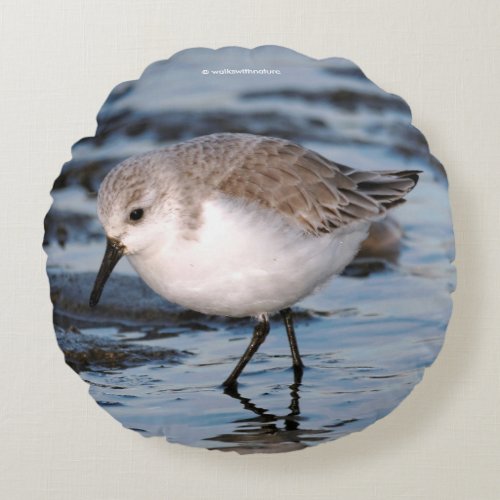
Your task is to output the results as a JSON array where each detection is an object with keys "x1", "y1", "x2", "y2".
[
  {"x1": 204, "y1": 369, "x2": 333, "y2": 452},
  {"x1": 224, "y1": 369, "x2": 303, "y2": 432}
]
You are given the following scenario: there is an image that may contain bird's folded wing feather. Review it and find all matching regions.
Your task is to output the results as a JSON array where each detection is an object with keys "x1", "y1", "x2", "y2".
[{"x1": 216, "y1": 137, "x2": 420, "y2": 235}]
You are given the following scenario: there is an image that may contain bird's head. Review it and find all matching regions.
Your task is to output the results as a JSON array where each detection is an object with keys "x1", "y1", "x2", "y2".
[{"x1": 89, "y1": 153, "x2": 178, "y2": 307}]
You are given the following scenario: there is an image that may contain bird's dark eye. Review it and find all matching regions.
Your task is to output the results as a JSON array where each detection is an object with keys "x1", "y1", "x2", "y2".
[{"x1": 129, "y1": 208, "x2": 144, "y2": 221}]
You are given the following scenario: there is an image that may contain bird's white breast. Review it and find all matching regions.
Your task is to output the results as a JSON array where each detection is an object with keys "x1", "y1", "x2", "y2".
[{"x1": 127, "y1": 197, "x2": 370, "y2": 318}]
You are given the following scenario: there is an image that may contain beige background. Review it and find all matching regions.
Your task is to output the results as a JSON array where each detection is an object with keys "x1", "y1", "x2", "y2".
[{"x1": 1, "y1": 0, "x2": 499, "y2": 498}]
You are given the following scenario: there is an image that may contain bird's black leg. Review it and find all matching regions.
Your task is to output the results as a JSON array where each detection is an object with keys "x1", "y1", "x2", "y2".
[
  {"x1": 280, "y1": 308, "x2": 304, "y2": 374},
  {"x1": 222, "y1": 315, "x2": 270, "y2": 388}
]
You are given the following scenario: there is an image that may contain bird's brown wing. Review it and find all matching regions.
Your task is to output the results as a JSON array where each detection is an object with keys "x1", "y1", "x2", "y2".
[{"x1": 216, "y1": 136, "x2": 420, "y2": 235}]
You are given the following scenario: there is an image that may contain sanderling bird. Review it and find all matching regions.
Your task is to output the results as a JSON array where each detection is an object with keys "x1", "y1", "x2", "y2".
[{"x1": 89, "y1": 132, "x2": 420, "y2": 387}]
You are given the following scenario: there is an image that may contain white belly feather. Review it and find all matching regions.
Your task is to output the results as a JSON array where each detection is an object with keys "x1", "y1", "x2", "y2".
[{"x1": 128, "y1": 198, "x2": 370, "y2": 317}]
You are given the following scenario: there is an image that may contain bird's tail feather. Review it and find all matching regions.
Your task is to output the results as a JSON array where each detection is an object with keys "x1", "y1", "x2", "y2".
[{"x1": 348, "y1": 169, "x2": 421, "y2": 210}]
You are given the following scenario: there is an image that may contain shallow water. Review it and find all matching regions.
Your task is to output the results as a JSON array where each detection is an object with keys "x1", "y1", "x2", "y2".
[{"x1": 45, "y1": 46, "x2": 455, "y2": 453}]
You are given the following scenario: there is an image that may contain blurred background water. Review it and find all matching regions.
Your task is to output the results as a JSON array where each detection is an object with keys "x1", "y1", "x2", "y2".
[{"x1": 44, "y1": 46, "x2": 455, "y2": 453}]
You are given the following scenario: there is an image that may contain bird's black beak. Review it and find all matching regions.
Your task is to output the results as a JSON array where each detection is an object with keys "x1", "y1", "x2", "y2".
[{"x1": 89, "y1": 237, "x2": 125, "y2": 307}]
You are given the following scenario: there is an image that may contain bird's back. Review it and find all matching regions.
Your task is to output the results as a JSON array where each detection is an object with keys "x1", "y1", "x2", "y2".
[{"x1": 166, "y1": 133, "x2": 420, "y2": 235}]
